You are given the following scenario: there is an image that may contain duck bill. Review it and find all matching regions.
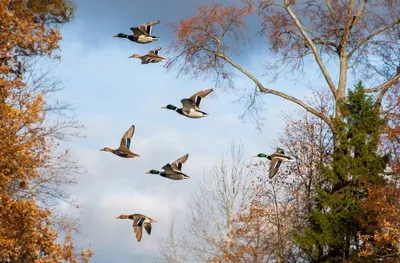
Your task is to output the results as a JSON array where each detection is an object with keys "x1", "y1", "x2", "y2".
[
  {"x1": 113, "y1": 35, "x2": 118, "y2": 37},
  {"x1": 161, "y1": 106, "x2": 167, "y2": 109},
  {"x1": 145, "y1": 171, "x2": 151, "y2": 174}
]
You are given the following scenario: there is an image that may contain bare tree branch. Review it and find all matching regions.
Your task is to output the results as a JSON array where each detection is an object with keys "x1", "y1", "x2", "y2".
[
  {"x1": 283, "y1": 0, "x2": 337, "y2": 98},
  {"x1": 366, "y1": 68, "x2": 400, "y2": 93},
  {"x1": 211, "y1": 50, "x2": 336, "y2": 134},
  {"x1": 348, "y1": 19, "x2": 400, "y2": 58}
]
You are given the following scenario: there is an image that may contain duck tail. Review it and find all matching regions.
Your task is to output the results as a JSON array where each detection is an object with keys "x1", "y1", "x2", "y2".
[{"x1": 201, "y1": 111, "x2": 209, "y2": 117}]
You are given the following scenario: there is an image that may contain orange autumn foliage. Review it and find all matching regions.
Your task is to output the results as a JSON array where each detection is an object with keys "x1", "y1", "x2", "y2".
[
  {"x1": 0, "y1": 0, "x2": 92, "y2": 262},
  {"x1": 349, "y1": 183, "x2": 400, "y2": 262}
]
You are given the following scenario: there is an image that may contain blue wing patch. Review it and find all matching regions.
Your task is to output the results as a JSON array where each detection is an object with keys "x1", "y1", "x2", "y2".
[
  {"x1": 195, "y1": 96, "x2": 202, "y2": 106},
  {"x1": 138, "y1": 218, "x2": 145, "y2": 226},
  {"x1": 126, "y1": 138, "x2": 131, "y2": 148},
  {"x1": 276, "y1": 160, "x2": 282, "y2": 168}
]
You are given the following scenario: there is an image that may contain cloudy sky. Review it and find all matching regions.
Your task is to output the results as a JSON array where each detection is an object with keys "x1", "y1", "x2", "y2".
[{"x1": 47, "y1": 0, "x2": 337, "y2": 262}]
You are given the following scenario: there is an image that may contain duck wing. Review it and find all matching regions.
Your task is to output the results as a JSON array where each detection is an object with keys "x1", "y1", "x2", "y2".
[
  {"x1": 140, "y1": 55, "x2": 152, "y2": 64},
  {"x1": 119, "y1": 125, "x2": 135, "y2": 150},
  {"x1": 269, "y1": 157, "x2": 282, "y2": 179},
  {"x1": 189, "y1": 89, "x2": 213, "y2": 110},
  {"x1": 130, "y1": 27, "x2": 147, "y2": 36},
  {"x1": 133, "y1": 225, "x2": 143, "y2": 242},
  {"x1": 148, "y1": 47, "x2": 161, "y2": 56},
  {"x1": 170, "y1": 153, "x2": 189, "y2": 172},
  {"x1": 132, "y1": 216, "x2": 146, "y2": 242},
  {"x1": 140, "y1": 20, "x2": 160, "y2": 35},
  {"x1": 271, "y1": 152, "x2": 293, "y2": 161},
  {"x1": 144, "y1": 223, "x2": 152, "y2": 235},
  {"x1": 161, "y1": 163, "x2": 175, "y2": 173},
  {"x1": 275, "y1": 148, "x2": 285, "y2": 154},
  {"x1": 180, "y1": 98, "x2": 196, "y2": 114}
]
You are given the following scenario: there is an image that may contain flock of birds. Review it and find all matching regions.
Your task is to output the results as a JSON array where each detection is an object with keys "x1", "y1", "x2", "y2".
[{"x1": 103, "y1": 20, "x2": 295, "y2": 242}]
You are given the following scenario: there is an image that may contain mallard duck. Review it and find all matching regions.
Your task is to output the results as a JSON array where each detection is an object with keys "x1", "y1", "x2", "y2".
[
  {"x1": 145, "y1": 153, "x2": 190, "y2": 180},
  {"x1": 129, "y1": 47, "x2": 166, "y2": 64},
  {"x1": 254, "y1": 148, "x2": 294, "y2": 179},
  {"x1": 162, "y1": 89, "x2": 213, "y2": 118},
  {"x1": 116, "y1": 213, "x2": 157, "y2": 242},
  {"x1": 100, "y1": 125, "x2": 140, "y2": 158},
  {"x1": 113, "y1": 20, "x2": 160, "y2": 44}
]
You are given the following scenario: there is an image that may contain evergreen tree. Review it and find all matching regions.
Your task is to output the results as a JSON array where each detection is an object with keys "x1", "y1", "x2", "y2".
[{"x1": 294, "y1": 82, "x2": 387, "y2": 262}]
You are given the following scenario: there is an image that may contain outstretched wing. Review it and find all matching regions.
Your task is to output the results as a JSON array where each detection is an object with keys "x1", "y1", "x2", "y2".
[
  {"x1": 161, "y1": 163, "x2": 175, "y2": 173},
  {"x1": 120, "y1": 125, "x2": 135, "y2": 149},
  {"x1": 275, "y1": 148, "x2": 285, "y2": 154},
  {"x1": 189, "y1": 89, "x2": 213, "y2": 110},
  {"x1": 138, "y1": 20, "x2": 160, "y2": 35},
  {"x1": 133, "y1": 225, "x2": 143, "y2": 242},
  {"x1": 144, "y1": 223, "x2": 152, "y2": 235},
  {"x1": 180, "y1": 98, "x2": 196, "y2": 113},
  {"x1": 148, "y1": 47, "x2": 161, "y2": 56},
  {"x1": 170, "y1": 153, "x2": 189, "y2": 172},
  {"x1": 273, "y1": 152, "x2": 293, "y2": 161},
  {"x1": 269, "y1": 158, "x2": 282, "y2": 179},
  {"x1": 130, "y1": 27, "x2": 146, "y2": 36}
]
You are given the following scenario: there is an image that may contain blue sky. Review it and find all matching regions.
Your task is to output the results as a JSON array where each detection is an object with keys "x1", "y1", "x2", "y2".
[{"x1": 47, "y1": 0, "x2": 338, "y2": 262}]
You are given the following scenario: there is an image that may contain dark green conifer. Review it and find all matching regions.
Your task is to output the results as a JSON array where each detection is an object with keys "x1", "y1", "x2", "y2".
[{"x1": 294, "y1": 81, "x2": 387, "y2": 262}]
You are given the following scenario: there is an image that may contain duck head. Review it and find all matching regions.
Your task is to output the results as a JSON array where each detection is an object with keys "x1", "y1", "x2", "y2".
[
  {"x1": 161, "y1": 104, "x2": 178, "y2": 111},
  {"x1": 100, "y1": 147, "x2": 113, "y2": 152},
  {"x1": 254, "y1": 153, "x2": 268, "y2": 158},
  {"x1": 116, "y1": 215, "x2": 129, "y2": 219},
  {"x1": 129, "y1": 54, "x2": 142, "y2": 59},
  {"x1": 113, "y1": 33, "x2": 128, "y2": 38},
  {"x1": 145, "y1": 170, "x2": 162, "y2": 175}
]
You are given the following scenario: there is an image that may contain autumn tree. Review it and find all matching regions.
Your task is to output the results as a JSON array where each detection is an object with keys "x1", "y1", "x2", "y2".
[
  {"x1": 0, "y1": 0, "x2": 92, "y2": 262},
  {"x1": 351, "y1": 79, "x2": 400, "y2": 262},
  {"x1": 201, "y1": 85, "x2": 398, "y2": 262},
  {"x1": 204, "y1": 89, "x2": 334, "y2": 263},
  {"x1": 166, "y1": 0, "x2": 399, "y2": 145},
  {"x1": 159, "y1": 98, "x2": 333, "y2": 262},
  {"x1": 166, "y1": 1, "x2": 400, "y2": 261}
]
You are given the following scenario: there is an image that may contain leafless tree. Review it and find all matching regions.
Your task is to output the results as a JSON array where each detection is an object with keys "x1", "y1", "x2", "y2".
[{"x1": 159, "y1": 140, "x2": 252, "y2": 262}]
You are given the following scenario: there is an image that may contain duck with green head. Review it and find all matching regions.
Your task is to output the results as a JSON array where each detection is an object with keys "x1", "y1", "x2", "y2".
[
  {"x1": 100, "y1": 125, "x2": 140, "y2": 158},
  {"x1": 146, "y1": 153, "x2": 190, "y2": 180},
  {"x1": 113, "y1": 20, "x2": 160, "y2": 44},
  {"x1": 116, "y1": 213, "x2": 157, "y2": 242},
  {"x1": 254, "y1": 148, "x2": 294, "y2": 179},
  {"x1": 162, "y1": 89, "x2": 213, "y2": 118}
]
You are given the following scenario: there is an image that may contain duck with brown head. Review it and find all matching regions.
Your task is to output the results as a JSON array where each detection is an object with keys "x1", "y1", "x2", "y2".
[
  {"x1": 116, "y1": 213, "x2": 157, "y2": 242},
  {"x1": 100, "y1": 125, "x2": 139, "y2": 158},
  {"x1": 129, "y1": 47, "x2": 166, "y2": 64}
]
